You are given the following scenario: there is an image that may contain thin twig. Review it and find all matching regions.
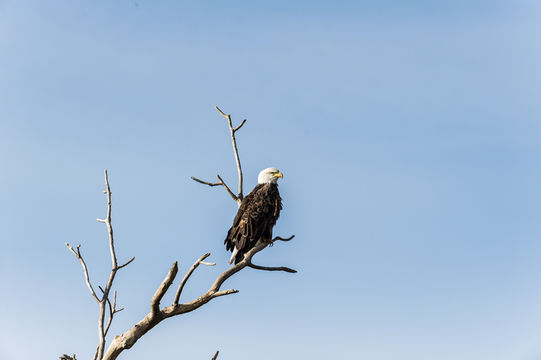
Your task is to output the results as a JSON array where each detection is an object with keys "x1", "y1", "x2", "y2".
[
  {"x1": 244, "y1": 236, "x2": 296, "y2": 273},
  {"x1": 248, "y1": 263, "x2": 297, "y2": 273},
  {"x1": 117, "y1": 257, "x2": 135, "y2": 269},
  {"x1": 103, "y1": 169, "x2": 117, "y2": 269},
  {"x1": 272, "y1": 235, "x2": 295, "y2": 242},
  {"x1": 66, "y1": 243, "x2": 100, "y2": 303},
  {"x1": 233, "y1": 119, "x2": 247, "y2": 132},
  {"x1": 212, "y1": 289, "x2": 239, "y2": 298},
  {"x1": 60, "y1": 355, "x2": 77, "y2": 360},
  {"x1": 191, "y1": 177, "x2": 221, "y2": 186},
  {"x1": 216, "y1": 175, "x2": 239, "y2": 203},
  {"x1": 211, "y1": 350, "x2": 219, "y2": 360},
  {"x1": 103, "y1": 291, "x2": 120, "y2": 337},
  {"x1": 101, "y1": 296, "x2": 124, "y2": 343},
  {"x1": 173, "y1": 253, "x2": 214, "y2": 305},
  {"x1": 191, "y1": 175, "x2": 239, "y2": 204},
  {"x1": 215, "y1": 106, "x2": 244, "y2": 201}
]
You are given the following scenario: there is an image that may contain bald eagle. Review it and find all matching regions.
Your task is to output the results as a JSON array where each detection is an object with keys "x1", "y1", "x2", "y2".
[{"x1": 225, "y1": 167, "x2": 283, "y2": 264}]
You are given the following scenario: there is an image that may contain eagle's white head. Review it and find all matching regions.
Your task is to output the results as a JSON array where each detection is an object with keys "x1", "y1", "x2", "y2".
[{"x1": 258, "y1": 167, "x2": 283, "y2": 184}]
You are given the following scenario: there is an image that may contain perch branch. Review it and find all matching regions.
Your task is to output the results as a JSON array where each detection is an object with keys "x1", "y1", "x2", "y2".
[
  {"x1": 67, "y1": 107, "x2": 296, "y2": 359},
  {"x1": 101, "y1": 236, "x2": 294, "y2": 360},
  {"x1": 250, "y1": 235, "x2": 296, "y2": 272}
]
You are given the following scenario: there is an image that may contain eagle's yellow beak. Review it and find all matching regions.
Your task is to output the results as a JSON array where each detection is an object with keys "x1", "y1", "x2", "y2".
[{"x1": 273, "y1": 171, "x2": 283, "y2": 178}]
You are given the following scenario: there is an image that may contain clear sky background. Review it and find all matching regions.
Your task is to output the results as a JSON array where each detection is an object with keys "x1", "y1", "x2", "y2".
[{"x1": 1, "y1": 1, "x2": 541, "y2": 359}]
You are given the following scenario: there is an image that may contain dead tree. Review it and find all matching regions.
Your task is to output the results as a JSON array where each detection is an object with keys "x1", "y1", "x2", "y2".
[{"x1": 62, "y1": 106, "x2": 295, "y2": 360}]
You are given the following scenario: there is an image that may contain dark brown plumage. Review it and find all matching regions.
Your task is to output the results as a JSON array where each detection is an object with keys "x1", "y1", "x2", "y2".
[{"x1": 224, "y1": 183, "x2": 282, "y2": 264}]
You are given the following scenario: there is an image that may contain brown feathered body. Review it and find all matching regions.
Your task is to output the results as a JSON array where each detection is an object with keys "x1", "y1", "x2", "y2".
[{"x1": 224, "y1": 183, "x2": 282, "y2": 264}]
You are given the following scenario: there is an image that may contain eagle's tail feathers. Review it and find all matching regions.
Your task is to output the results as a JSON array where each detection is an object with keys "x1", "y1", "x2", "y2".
[{"x1": 229, "y1": 247, "x2": 239, "y2": 265}]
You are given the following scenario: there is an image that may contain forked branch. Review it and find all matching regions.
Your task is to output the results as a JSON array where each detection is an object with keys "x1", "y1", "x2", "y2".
[
  {"x1": 173, "y1": 252, "x2": 215, "y2": 305},
  {"x1": 102, "y1": 237, "x2": 292, "y2": 360},
  {"x1": 65, "y1": 170, "x2": 134, "y2": 360},
  {"x1": 66, "y1": 243, "x2": 100, "y2": 303},
  {"x1": 191, "y1": 106, "x2": 246, "y2": 206},
  {"x1": 191, "y1": 175, "x2": 239, "y2": 204}
]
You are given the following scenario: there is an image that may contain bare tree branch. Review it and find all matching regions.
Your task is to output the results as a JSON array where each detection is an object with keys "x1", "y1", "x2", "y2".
[
  {"x1": 215, "y1": 106, "x2": 244, "y2": 201},
  {"x1": 151, "y1": 262, "x2": 178, "y2": 317},
  {"x1": 102, "y1": 169, "x2": 117, "y2": 269},
  {"x1": 65, "y1": 170, "x2": 133, "y2": 360},
  {"x1": 60, "y1": 354, "x2": 77, "y2": 360},
  {"x1": 117, "y1": 256, "x2": 135, "y2": 269},
  {"x1": 192, "y1": 106, "x2": 247, "y2": 206},
  {"x1": 190, "y1": 177, "x2": 221, "y2": 186},
  {"x1": 233, "y1": 119, "x2": 247, "y2": 132},
  {"x1": 248, "y1": 263, "x2": 297, "y2": 273},
  {"x1": 65, "y1": 243, "x2": 100, "y2": 303},
  {"x1": 65, "y1": 107, "x2": 295, "y2": 360},
  {"x1": 173, "y1": 253, "x2": 214, "y2": 305},
  {"x1": 191, "y1": 175, "x2": 239, "y2": 204},
  {"x1": 212, "y1": 289, "x2": 239, "y2": 298},
  {"x1": 95, "y1": 170, "x2": 115, "y2": 360},
  {"x1": 216, "y1": 174, "x2": 239, "y2": 203},
  {"x1": 101, "y1": 237, "x2": 293, "y2": 360},
  {"x1": 103, "y1": 291, "x2": 124, "y2": 337},
  {"x1": 273, "y1": 235, "x2": 295, "y2": 242}
]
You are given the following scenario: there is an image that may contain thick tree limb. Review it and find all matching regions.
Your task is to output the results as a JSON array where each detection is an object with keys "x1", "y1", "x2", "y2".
[
  {"x1": 65, "y1": 170, "x2": 295, "y2": 360},
  {"x1": 151, "y1": 262, "x2": 178, "y2": 317},
  {"x1": 101, "y1": 237, "x2": 294, "y2": 360}
]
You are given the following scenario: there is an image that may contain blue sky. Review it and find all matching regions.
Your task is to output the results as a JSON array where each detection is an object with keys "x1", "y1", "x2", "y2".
[{"x1": 1, "y1": 1, "x2": 541, "y2": 359}]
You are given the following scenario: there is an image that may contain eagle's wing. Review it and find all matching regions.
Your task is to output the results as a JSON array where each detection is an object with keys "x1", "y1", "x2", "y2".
[{"x1": 224, "y1": 184, "x2": 281, "y2": 263}]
